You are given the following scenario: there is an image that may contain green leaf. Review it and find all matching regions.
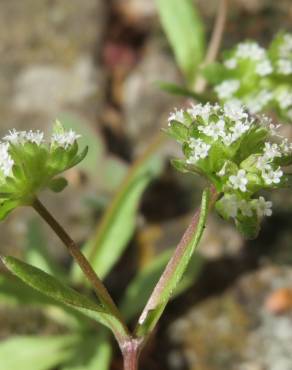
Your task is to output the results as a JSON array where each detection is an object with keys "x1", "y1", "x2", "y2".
[
  {"x1": 166, "y1": 121, "x2": 189, "y2": 142},
  {"x1": 2, "y1": 257, "x2": 127, "y2": 339},
  {"x1": 156, "y1": 0, "x2": 205, "y2": 84},
  {"x1": 48, "y1": 177, "x2": 68, "y2": 193},
  {"x1": 61, "y1": 330, "x2": 112, "y2": 370},
  {"x1": 135, "y1": 188, "x2": 210, "y2": 337},
  {"x1": 0, "y1": 335, "x2": 77, "y2": 370},
  {"x1": 0, "y1": 199, "x2": 20, "y2": 220},
  {"x1": 120, "y1": 249, "x2": 203, "y2": 322},
  {"x1": 72, "y1": 154, "x2": 163, "y2": 281},
  {"x1": 235, "y1": 214, "x2": 260, "y2": 240},
  {"x1": 157, "y1": 81, "x2": 211, "y2": 101}
]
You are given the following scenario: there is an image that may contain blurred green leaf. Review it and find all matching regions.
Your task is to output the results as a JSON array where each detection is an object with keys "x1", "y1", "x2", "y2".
[
  {"x1": 73, "y1": 154, "x2": 163, "y2": 281},
  {"x1": 48, "y1": 177, "x2": 68, "y2": 193},
  {"x1": 0, "y1": 335, "x2": 77, "y2": 370},
  {"x1": 2, "y1": 257, "x2": 127, "y2": 338},
  {"x1": 156, "y1": 0, "x2": 205, "y2": 84},
  {"x1": 120, "y1": 248, "x2": 204, "y2": 322},
  {"x1": 59, "y1": 112, "x2": 105, "y2": 175},
  {"x1": 61, "y1": 330, "x2": 112, "y2": 370},
  {"x1": 135, "y1": 188, "x2": 210, "y2": 337},
  {"x1": 157, "y1": 81, "x2": 211, "y2": 102},
  {"x1": 102, "y1": 157, "x2": 128, "y2": 193}
]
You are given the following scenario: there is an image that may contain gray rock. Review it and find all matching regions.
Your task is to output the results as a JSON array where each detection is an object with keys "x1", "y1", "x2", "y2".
[{"x1": 168, "y1": 265, "x2": 292, "y2": 370}]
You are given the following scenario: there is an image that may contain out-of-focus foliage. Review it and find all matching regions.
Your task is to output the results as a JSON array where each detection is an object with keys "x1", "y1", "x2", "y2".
[{"x1": 156, "y1": 0, "x2": 205, "y2": 85}]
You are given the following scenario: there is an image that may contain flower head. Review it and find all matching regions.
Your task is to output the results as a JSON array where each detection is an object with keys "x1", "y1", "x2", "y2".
[
  {"x1": 0, "y1": 122, "x2": 87, "y2": 220},
  {"x1": 206, "y1": 32, "x2": 292, "y2": 121},
  {"x1": 167, "y1": 102, "x2": 292, "y2": 238}
]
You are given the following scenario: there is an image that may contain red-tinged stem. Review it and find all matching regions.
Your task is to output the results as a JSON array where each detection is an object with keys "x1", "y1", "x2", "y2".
[{"x1": 122, "y1": 338, "x2": 142, "y2": 370}]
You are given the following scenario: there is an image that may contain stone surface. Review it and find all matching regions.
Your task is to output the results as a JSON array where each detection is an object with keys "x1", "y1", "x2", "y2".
[
  {"x1": 168, "y1": 265, "x2": 292, "y2": 370},
  {"x1": 122, "y1": 38, "x2": 183, "y2": 155}
]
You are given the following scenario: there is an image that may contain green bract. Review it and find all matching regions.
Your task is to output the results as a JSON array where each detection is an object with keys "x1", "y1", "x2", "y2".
[
  {"x1": 167, "y1": 102, "x2": 292, "y2": 238},
  {"x1": 0, "y1": 121, "x2": 87, "y2": 220},
  {"x1": 204, "y1": 32, "x2": 292, "y2": 122}
]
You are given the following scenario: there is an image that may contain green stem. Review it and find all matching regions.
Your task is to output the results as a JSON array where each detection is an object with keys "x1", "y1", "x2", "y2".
[
  {"x1": 32, "y1": 197, "x2": 130, "y2": 340},
  {"x1": 135, "y1": 186, "x2": 218, "y2": 339}
]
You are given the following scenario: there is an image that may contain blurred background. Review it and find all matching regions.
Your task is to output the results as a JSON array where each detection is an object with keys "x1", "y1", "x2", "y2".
[{"x1": 0, "y1": 0, "x2": 292, "y2": 369}]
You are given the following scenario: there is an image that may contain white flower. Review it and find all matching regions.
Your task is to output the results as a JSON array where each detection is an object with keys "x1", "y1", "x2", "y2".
[
  {"x1": 229, "y1": 169, "x2": 249, "y2": 192},
  {"x1": 0, "y1": 142, "x2": 14, "y2": 178},
  {"x1": 187, "y1": 103, "x2": 215, "y2": 122},
  {"x1": 3, "y1": 129, "x2": 44, "y2": 146},
  {"x1": 220, "y1": 194, "x2": 239, "y2": 218},
  {"x1": 256, "y1": 59, "x2": 273, "y2": 76},
  {"x1": 277, "y1": 59, "x2": 292, "y2": 75},
  {"x1": 230, "y1": 120, "x2": 250, "y2": 140},
  {"x1": 276, "y1": 90, "x2": 292, "y2": 109},
  {"x1": 279, "y1": 34, "x2": 292, "y2": 58},
  {"x1": 263, "y1": 142, "x2": 281, "y2": 160},
  {"x1": 51, "y1": 130, "x2": 81, "y2": 149},
  {"x1": 198, "y1": 119, "x2": 226, "y2": 140},
  {"x1": 280, "y1": 138, "x2": 292, "y2": 154},
  {"x1": 255, "y1": 196, "x2": 272, "y2": 217},
  {"x1": 246, "y1": 90, "x2": 273, "y2": 114},
  {"x1": 224, "y1": 100, "x2": 248, "y2": 121},
  {"x1": 224, "y1": 58, "x2": 237, "y2": 69},
  {"x1": 187, "y1": 138, "x2": 211, "y2": 163},
  {"x1": 235, "y1": 42, "x2": 266, "y2": 61},
  {"x1": 215, "y1": 80, "x2": 240, "y2": 100},
  {"x1": 256, "y1": 156, "x2": 271, "y2": 172},
  {"x1": 239, "y1": 200, "x2": 253, "y2": 217},
  {"x1": 168, "y1": 108, "x2": 185, "y2": 125},
  {"x1": 262, "y1": 167, "x2": 283, "y2": 185},
  {"x1": 24, "y1": 130, "x2": 44, "y2": 146}
]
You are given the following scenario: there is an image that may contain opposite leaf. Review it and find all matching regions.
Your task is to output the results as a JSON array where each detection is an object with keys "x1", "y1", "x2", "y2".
[{"x1": 2, "y1": 256, "x2": 127, "y2": 340}]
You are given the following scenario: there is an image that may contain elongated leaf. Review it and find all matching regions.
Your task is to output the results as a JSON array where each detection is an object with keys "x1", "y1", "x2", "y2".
[
  {"x1": 73, "y1": 154, "x2": 163, "y2": 281},
  {"x1": 157, "y1": 81, "x2": 211, "y2": 102},
  {"x1": 120, "y1": 248, "x2": 204, "y2": 322},
  {"x1": 61, "y1": 330, "x2": 112, "y2": 370},
  {"x1": 135, "y1": 188, "x2": 210, "y2": 337},
  {"x1": 0, "y1": 335, "x2": 77, "y2": 370},
  {"x1": 156, "y1": 0, "x2": 205, "y2": 84},
  {"x1": 2, "y1": 257, "x2": 127, "y2": 340},
  {"x1": 0, "y1": 274, "x2": 87, "y2": 329}
]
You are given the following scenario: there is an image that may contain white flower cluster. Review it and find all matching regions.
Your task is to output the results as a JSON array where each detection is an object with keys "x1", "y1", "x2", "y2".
[
  {"x1": 3, "y1": 129, "x2": 44, "y2": 146},
  {"x1": 51, "y1": 130, "x2": 81, "y2": 149},
  {"x1": 0, "y1": 127, "x2": 81, "y2": 179},
  {"x1": 0, "y1": 142, "x2": 14, "y2": 178},
  {"x1": 3, "y1": 128, "x2": 80, "y2": 150},
  {"x1": 215, "y1": 79, "x2": 240, "y2": 100},
  {"x1": 224, "y1": 42, "x2": 273, "y2": 77},
  {"x1": 186, "y1": 138, "x2": 211, "y2": 164},
  {"x1": 277, "y1": 33, "x2": 292, "y2": 75},
  {"x1": 214, "y1": 34, "x2": 292, "y2": 119},
  {"x1": 188, "y1": 101, "x2": 250, "y2": 148},
  {"x1": 221, "y1": 194, "x2": 272, "y2": 219}
]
